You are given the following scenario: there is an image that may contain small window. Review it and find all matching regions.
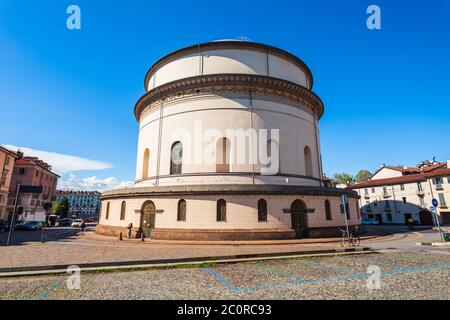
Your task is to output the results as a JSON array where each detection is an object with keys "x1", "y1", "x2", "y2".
[
  {"x1": 325, "y1": 199, "x2": 332, "y2": 220},
  {"x1": 217, "y1": 199, "x2": 226, "y2": 222},
  {"x1": 402, "y1": 197, "x2": 407, "y2": 205},
  {"x1": 142, "y1": 148, "x2": 150, "y2": 179},
  {"x1": 304, "y1": 146, "x2": 313, "y2": 176},
  {"x1": 356, "y1": 203, "x2": 360, "y2": 219},
  {"x1": 177, "y1": 199, "x2": 186, "y2": 221},
  {"x1": 400, "y1": 184, "x2": 405, "y2": 191},
  {"x1": 105, "y1": 202, "x2": 110, "y2": 220},
  {"x1": 258, "y1": 199, "x2": 268, "y2": 222},
  {"x1": 170, "y1": 142, "x2": 183, "y2": 175},
  {"x1": 387, "y1": 213, "x2": 392, "y2": 222},
  {"x1": 216, "y1": 138, "x2": 230, "y2": 173},
  {"x1": 371, "y1": 188, "x2": 375, "y2": 193},
  {"x1": 120, "y1": 201, "x2": 126, "y2": 220}
]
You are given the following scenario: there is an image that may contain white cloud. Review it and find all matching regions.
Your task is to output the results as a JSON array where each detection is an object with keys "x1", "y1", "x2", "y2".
[
  {"x1": 58, "y1": 174, "x2": 134, "y2": 192},
  {"x1": 2, "y1": 144, "x2": 133, "y2": 192},
  {"x1": 3, "y1": 145, "x2": 112, "y2": 175}
]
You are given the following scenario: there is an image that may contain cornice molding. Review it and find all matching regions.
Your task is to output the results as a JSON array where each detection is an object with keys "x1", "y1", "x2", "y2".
[
  {"x1": 134, "y1": 74, "x2": 324, "y2": 122},
  {"x1": 101, "y1": 184, "x2": 359, "y2": 200}
]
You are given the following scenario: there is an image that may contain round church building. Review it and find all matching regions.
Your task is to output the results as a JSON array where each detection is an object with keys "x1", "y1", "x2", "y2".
[{"x1": 97, "y1": 41, "x2": 361, "y2": 240}]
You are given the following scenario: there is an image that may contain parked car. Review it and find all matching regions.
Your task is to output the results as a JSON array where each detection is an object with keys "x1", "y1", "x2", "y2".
[
  {"x1": 0, "y1": 220, "x2": 10, "y2": 233},
  {"x1": 361, "y1": 219, "x2": 380, "y2": 225},
  {"x1": 71, "y1": 219, "x2": 83, "y2": 227},
  {"x1": 59, "y1": 218, "x2": 73, "y2": 227},
  {"x1": 14, "y1": 221, "x2": 44, "y2": 231}
]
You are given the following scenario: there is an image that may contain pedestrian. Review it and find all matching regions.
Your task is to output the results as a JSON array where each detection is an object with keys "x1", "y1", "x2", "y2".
[
  {"x1": 407, "y1": 218, "x2": 415, "y2": 231},
  {"x1": 126, "y1": 222, "x2": 133, "y2": 239},
  {"x1": 80, "y1": 220, "x2": 86, "y2": 235}
]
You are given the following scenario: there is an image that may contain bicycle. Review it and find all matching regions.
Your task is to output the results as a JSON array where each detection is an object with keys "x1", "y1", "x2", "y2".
[{"x1": 340, "y1": 228, "x2": 361, "y2": 247}]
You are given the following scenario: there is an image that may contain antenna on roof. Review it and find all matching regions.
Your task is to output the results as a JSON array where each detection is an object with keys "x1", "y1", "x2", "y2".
[{"x1": 236, "y1": 36, "x2": 252, "y2": 42}]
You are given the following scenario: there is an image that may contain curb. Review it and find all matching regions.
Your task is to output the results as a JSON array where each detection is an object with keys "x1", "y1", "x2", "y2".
[
  {"x1": 416, "y1": 242, "x2": 450, "y2": 247},
  {"x1": 0, "y1": 247, "x2": 373, "y2": 278},
  {"x1": 82, "y1": 232, "x2": 392, "y2": 246}
]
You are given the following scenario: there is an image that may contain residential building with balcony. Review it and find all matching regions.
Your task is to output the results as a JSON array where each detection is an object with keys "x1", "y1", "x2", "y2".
[
  {"x1": 56, "y1": 190, "x2": 101, "y2": 219},
  {"x1": 0, "y1": 146, "x2": 17, "y2": 220},
  {"x1": 7, "y1": 154, "x2": 59, "y2": 222},
  {"x1": 427, "y1": 166, "x2": 450, "y2": 225},
  {"x1": 348, "y1": 160, "x2": 449, "y2": 225}
]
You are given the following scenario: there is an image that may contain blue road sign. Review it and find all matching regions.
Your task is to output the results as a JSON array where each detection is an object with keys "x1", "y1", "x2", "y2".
[{"x1": 432, "y1": 198, "x2": 438, "y2": 208}]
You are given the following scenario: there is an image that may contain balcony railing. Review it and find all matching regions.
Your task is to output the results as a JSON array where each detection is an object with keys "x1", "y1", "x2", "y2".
[
  {"x1": 385, "y1": 207, "x2": 391, "y2": 211},
  {"x1": 416, "y1": 189, "x2": 425, "y2": 196},
  {"x1": 435, "y1": 184, "x2": 444, "y2": 190},
  {"x1": 382, "y1": 192, "x2": 390, "y2": 198},
  {"x1": 364, "y1": 194, "x2": 370, "y2": 199}
]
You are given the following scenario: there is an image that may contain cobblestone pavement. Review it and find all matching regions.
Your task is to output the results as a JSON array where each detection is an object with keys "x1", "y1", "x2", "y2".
[{"x1": 1, "y1": 251, "x2": 449, "y2": 300}]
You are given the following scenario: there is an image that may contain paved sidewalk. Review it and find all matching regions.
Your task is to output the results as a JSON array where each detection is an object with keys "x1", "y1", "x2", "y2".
[{"x1": 0, "y1": 233, "x2": 372, "y2": 272}]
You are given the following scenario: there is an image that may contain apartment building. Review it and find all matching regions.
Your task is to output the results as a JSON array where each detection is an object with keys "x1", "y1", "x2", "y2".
[
  {"x1": 349, "y1": 160, "x2": 450, "y2": 225},
  {"x1": 0, "y1": 146, "x2": 17, "y2": 220},
  {"x1": 56, "y1": 190, "x2": 101, "y2": 219},
  {"x1": 7, "y1": 155, "x2": 59, "y2": 221}
]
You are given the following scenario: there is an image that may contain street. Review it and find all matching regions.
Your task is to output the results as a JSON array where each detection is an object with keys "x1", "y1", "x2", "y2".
[
  {"x1": 0, "y1": 225, "x2": 94, "y2": 246},
  {"x1": 0, "y1": 225, "x2": 449, "y2": 300}
]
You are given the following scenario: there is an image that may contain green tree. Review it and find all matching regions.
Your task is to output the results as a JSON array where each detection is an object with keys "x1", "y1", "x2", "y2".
[
  {"x1": 333, "y1": 173, "x2": 355, "y2": 185},
  {"x1": 51, "y1": 197, "x2": 70, "y2": 217},
  {"x1": 355, "y1": 169, "x2": 372, "y2": 182}
]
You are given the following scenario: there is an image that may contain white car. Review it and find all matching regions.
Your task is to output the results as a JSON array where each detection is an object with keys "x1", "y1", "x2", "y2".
[{"x1": 71, "y1": 219, "x2": 83, "y2": 227}]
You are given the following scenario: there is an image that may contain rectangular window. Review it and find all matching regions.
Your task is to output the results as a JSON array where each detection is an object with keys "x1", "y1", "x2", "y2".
[
  {"x1": 419, "y1": 197, "x2": 425, "y2": 207},
  {"x1": 5, "y1": 156, "x2": 10, "y2": 166},
  {"x1": 1, "y1": 170, "x2": 7, "y2": 186},
  {"x1": 434, "y1": 178, "x2": 444, "y2": 190},
  {"x1": 374, "y1": 200, "x2": 378, "y2": 207},
  {"x1": 385, "y1": 200, "x2": 390, "y2": 208},
  {"x1": 364, "y1": 189, "x2": 369, "y2": 195},
  {"x1": 371, "y1": 188, "x2": 375, "y2": 193},
  {"x1": 400, "y1": 184, "x2": 405, "y2": 191},
  {"x1": 387, "y1": 214, "x2": 392, "y2": 222},
  {"x1": 417, "y1": 182, "x2": 423, "y2": 191},
  {"x1": 19, "y1": 168, "x2": 25, "y2": 175},
  {"x1": 438, "y1": 193, "x2": 447, "y2": 208},
  {"x1": 402, "y1": 197, "x2": 407, "y2": 204}
]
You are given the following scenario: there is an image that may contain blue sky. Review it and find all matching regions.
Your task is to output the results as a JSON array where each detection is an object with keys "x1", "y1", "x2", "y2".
[{"x1": 0, "y1": 0, "x2": 449, "y2": 189}]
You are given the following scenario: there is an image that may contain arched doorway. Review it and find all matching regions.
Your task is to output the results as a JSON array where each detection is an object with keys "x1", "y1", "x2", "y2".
[
  {"x1": 291, "y1": 200, "x2": 308, "y2": 238},
  {"x1": 140, "y1": 201, "x2": 156, "y2": 238}
]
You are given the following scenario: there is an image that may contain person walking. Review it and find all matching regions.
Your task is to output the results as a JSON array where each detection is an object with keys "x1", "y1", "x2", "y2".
[
  {"x1": 126, "y1": 222, "x2": 133, "y2": 239},
  {"x1": 80, "y1": 220, "x2": 86, "y2": 235}
]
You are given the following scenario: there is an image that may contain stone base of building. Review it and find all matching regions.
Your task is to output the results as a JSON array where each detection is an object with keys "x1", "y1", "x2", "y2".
[
  {"x1": 307, "y1": 225, "x2": 365, "y2": 238},
  {"x1": 95, "y1": 224, "x2": 364, "y2": 241}
]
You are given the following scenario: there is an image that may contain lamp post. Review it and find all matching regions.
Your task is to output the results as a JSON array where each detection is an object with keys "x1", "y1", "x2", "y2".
[{"x1": 6, "y1": 182, "x2": 21, "y2": 246}]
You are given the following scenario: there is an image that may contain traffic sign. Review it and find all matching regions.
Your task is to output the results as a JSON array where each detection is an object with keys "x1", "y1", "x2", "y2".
[{"x1": 432, "y1": 198, "x2": 438, "y2": 208}]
